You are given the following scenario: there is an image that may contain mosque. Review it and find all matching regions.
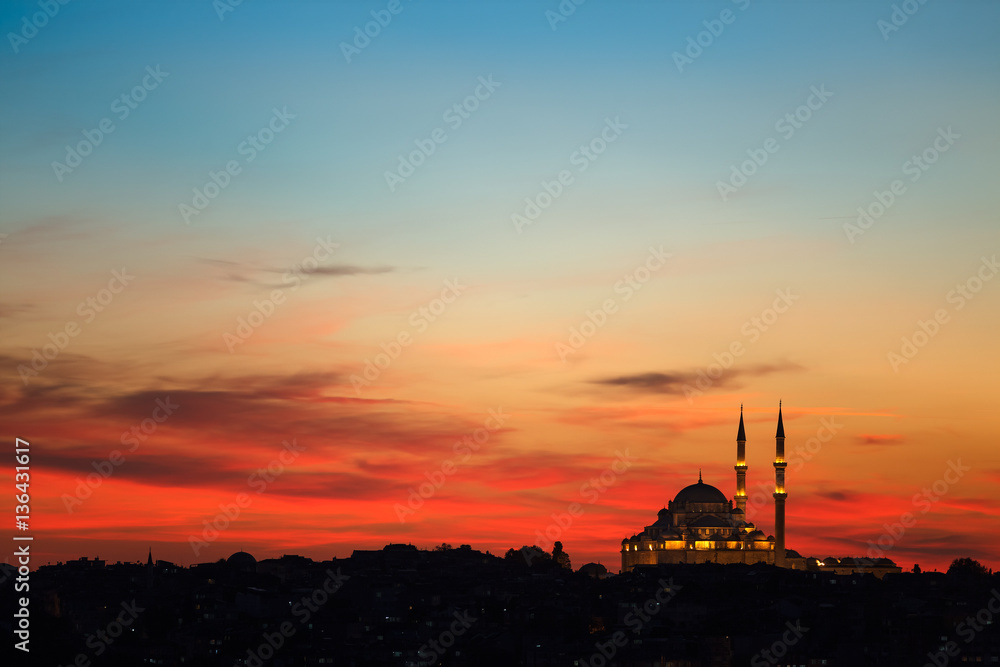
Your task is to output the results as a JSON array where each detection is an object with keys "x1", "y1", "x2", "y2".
[
  {"x1": 621, "y1": 404, "x2": 785, "y2": 569},
  {"x1": 620, "y1": 404, "x2": 901, "y2": 576}
]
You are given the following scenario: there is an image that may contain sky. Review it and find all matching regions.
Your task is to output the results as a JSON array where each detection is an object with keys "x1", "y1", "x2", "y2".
[{"x1": 1, "y1": 0, "x2": 998, "y2": 573}]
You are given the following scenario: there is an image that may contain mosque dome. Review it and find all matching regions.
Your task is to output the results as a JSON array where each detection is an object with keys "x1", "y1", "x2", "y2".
[
  {"x1": 579, "y1": 562, "x2": 608, "y2": 579},
  {"x1": 673, "y1": 478, "x2": 728, "y2": 504},
  {"x1": 226, "y1": 551, "x2": 257, "y2": 572}
]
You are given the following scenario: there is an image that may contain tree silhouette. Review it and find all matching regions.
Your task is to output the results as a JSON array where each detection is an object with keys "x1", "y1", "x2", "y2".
[
  {"x1": 505, "y1": 545, "x2": 553, "y2": 568},
  {"x1": 947, "y1": 557, "x2": 988, "y2": 577},
  {"x1": 552, "y1": 541, "x2": 571, "y2": 570}
]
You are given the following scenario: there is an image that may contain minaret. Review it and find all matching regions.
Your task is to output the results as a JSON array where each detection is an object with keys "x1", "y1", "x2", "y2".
[
  {"x1": 734, "y1": 405, "x2": 747, "y2": 515},
  {"x1": 773, "y1": 401, "x2": 787, "y2": 567}
]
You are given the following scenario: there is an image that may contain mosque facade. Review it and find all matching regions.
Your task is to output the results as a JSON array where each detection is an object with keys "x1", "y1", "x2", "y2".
[
  {"x1": 620, "y1": 403, "x2": 902, "y2": 578},
  {"x1": 621, "y1": 405, "x2": 788, "y2": 570}
]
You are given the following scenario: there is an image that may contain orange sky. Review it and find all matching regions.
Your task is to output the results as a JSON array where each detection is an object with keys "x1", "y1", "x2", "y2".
[{"x1": 4, "y1": 282, "x2": 999, "y2": 573}]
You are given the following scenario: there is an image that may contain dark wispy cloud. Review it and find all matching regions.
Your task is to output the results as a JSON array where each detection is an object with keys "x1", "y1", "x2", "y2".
[
  {"x1": 816, "y1": 490, "x2": 850, "y2": 502},
  {"x1": 275, "y1": 265, "x2": 395, "y2": 277},
  {"x1": 2, "y1": 215, "x2": 98, "y2": 244},
  {"x1": 591, "y1": 362, "x2": 804, "y2": 394},
  {"x1": 0, "y1": 302, "x2": 35, "y2": 318},
  {"x1": 193, "y1": 258, "x2": 254, "y2": 283},
  {"x1": 855, "y1": 434, "x2": 903, "y2": 446},
  {"x1": 195, "y1": 257, "x2": 396, "y2": 287},
  {"x1": 42, "y1": 448, "x2": 408, "y2": 500},
  {"x1": 3, "y1": 366, "x2": 517, "y2": 496}
]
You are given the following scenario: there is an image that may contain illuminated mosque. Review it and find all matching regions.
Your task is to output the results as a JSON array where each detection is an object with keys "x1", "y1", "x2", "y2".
[{"x1": 621, "y1": 404, "x2": 902, "y2": 576}]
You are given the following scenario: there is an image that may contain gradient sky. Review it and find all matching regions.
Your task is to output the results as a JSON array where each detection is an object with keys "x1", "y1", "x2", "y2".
[{"x1": 1, "y1": 0, "x2": 998, "y2": 573}]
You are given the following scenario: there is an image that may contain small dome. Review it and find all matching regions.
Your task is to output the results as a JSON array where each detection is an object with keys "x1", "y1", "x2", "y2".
[
  {"x1": 579, "y1": 562, "x2": 608, "y2": 579},
  {"x1": 746, "y1": 530, "x2": 767, "y2": 540},
  {"x1": 652, "y1": 508, "x2": 673, "y2": 527},
  {"x1": 731, "y1": 508, "x2": 744, "y2": 515},
  {"x1": 227, "y1": 551, "x2": 257, "y2": 572}
]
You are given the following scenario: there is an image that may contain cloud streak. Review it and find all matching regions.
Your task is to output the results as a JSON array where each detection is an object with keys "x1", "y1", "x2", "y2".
[
  {"x1": 855, "y1": 434, "x2": 903, "y2": 446},
  {"x1": 591, "y1": 362, "x2": 804, "y2": 394},
  {"x1": 195, "y1": 257, "x2": 397, "y2": 287}
]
